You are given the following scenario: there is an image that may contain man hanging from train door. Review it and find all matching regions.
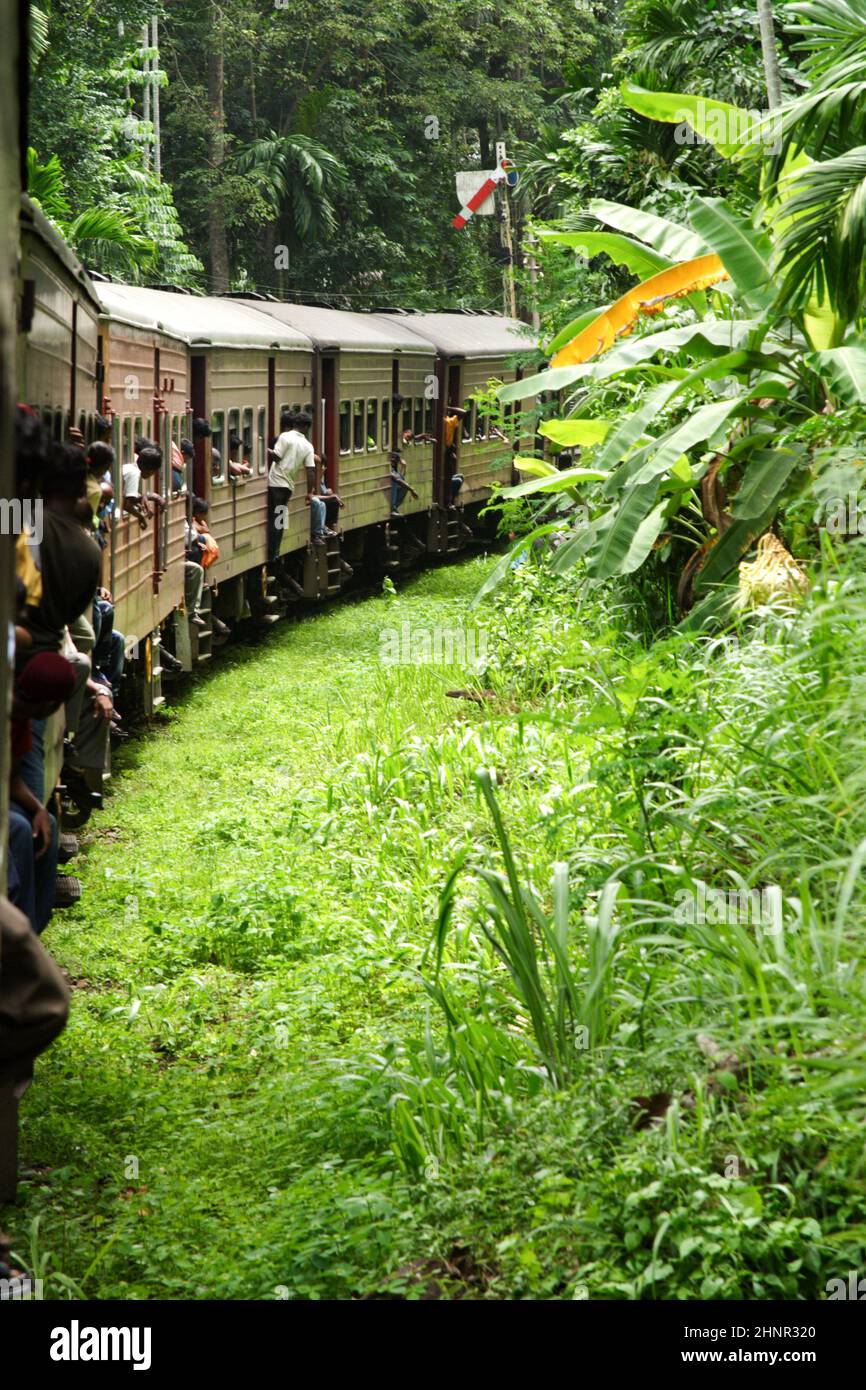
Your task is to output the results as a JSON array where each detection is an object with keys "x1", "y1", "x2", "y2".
[
  {"x1": 266, "y1": 409, "x2": 325, "y2": 561},
  {"x1": 443, "y1": 405, "x2": 468, "y2": 506}
]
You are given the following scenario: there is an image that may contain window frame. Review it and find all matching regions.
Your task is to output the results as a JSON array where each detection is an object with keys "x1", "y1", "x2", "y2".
[
  {"x1": 352, "y1": 398, "x2": 365, "y2": 453},
  {"x1": 210, "y1": 408, "x2": 226, "y2": 486}
]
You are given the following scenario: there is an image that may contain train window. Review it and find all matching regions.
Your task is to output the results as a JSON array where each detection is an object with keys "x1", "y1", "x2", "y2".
[
  {"x1": 339, "y1": 401, "x2": 350, "y2": 454},
  {"x1": 242, "y1": 407, "x2": 253, "y2": 478},
  {"x1": 381, "y1": 398, "x2": 390, "y2": 450},
  {"x1": 476, "y1": 411, "x2": 489, "y2": 441},
  {"x1": 227, "y1": 407, "x2": 241, "y2": 480},
  {"x1": 211, "y1": 409, "x2": 225, "y2": 484},
  {"x1": 366, "y1": 399, "x2": 378, "y2": 451},
  {"x1": 257, "y1": 407, "x2": 266, "y2": 474},
  {"x1": 122, "y1": 417, "x2": 133, "y2": 463},
  {"x1": 413, "y1": 398, "x2": 424, "y2": 439},
  {"x1": 424, "y1": 397, "x2": 434, "y2": 437},
  {"x1": 353, "y1": 400, "x2": 364, "y2": 452},
  {"x1": 462, "y1": 400, "x2": 474, "y2": 443}
]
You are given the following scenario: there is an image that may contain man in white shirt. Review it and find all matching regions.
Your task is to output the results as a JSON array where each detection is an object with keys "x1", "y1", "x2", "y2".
[{"x1": 267, "y1": 410, "x2": 325, "y2": 560}]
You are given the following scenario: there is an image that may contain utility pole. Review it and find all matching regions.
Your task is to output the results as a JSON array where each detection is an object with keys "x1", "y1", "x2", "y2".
[
  {"x1": 151, "y1": 15, "x2": 161, "y2": 179},
  {"x1": 495, "y1": 140, "x2": 517, "y2": 320},
  {"x1": 757, "y1": 0, "x2": 783, "y2": 110},
  {"x1": 141, "y1": 23, "x2": 151, "y2": 171}
]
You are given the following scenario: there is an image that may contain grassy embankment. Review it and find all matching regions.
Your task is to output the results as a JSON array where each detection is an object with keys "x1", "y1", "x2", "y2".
[{"x1": 8, "y1": 551, "x2": 866, "y2": 1299}]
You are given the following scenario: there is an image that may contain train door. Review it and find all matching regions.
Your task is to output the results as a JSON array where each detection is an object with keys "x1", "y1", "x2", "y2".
[
  {"x1": 438, "y1": 361, "x2": 461, "y2": 507},
  {"x1": 320, "y1": 355, "x2": 336, "y2": 489},
  {"x1": 152, "y1": 345, "x2": 167, "y2": 592},
  {"x1": 190, "y1": 354, "x2": 207, "y2": 500}
]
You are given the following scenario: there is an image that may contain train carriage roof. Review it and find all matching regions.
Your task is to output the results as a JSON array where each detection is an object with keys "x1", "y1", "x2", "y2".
[
  {"x1": 21, "y1": 195, "x2": 102, "y2": 314},
  {"x1": 234, "y1": 299, "x2": 436, "y2": 354},
  {"x1": 93, "y1": 283, "x2": 314, "y2": 350},
  {"x1": 373, "y1": 312, "x2": 535, "y2": 359}
]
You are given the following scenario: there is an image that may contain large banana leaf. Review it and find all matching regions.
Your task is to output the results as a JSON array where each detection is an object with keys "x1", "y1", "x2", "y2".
[
  {"x1": 589, "y1": 197, "x2": 710, "y2": 261},
  {"x1": 513, "y1": 457, "x2": 559, "y2": 478},
  {"x1": 587, "y1": 391, "x2": 761, "y2": 579},
  {"x1": 695, "y1": 503, "x2": 780, "y2": 590},
  {"x1": 535, "y1": 228, "x2": 673, "y2": 278},
  {"x1": 499, "y1": 319, "x2": 763, "y2": 401},
  {"x1": 545, "y1": 305, "x2": 608, "y2": 355},
  {"x1": 730, "y1": 447, "x2": 805, "y2": 520},
  {"x1": 538, "y1": 419, "x2": 612, "y2": 447},
  {"x1": 550, "y1": 256, "x2": 729, "y2": 368},
  {"x1": 620, "y1": 82, "x2": 766, "y2": 160},
  {"x1": 689, "y1": 198, "x2": 775, "y2": 310},
  {"x1": 807, "y1": 344, "x2": 866, "y2": 403},
  {"x1": 501, "y1": 466, "x2": 608, "y2": 499}
]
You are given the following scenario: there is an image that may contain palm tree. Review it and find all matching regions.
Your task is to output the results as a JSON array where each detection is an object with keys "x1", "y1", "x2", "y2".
[
  {"x1": 235, "y1": 133, "x2": 345, "y2": 246},
  {"x1": 27, "y1": 149, "x2": 157, "y2": 278},
  {"x1": 757, "y1": 0, "x2": 783, "y2": 109},
  {"x1": 762, "y1": 0, "x2": 866, "y2": 327}
]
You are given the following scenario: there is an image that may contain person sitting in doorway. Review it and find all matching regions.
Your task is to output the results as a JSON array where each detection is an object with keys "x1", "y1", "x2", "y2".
[{"x1": 387, "y1": 450, "x2": 419, "y2": 515}]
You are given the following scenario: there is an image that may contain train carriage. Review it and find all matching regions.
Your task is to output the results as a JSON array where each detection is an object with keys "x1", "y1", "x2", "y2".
[
  {"x1": 17, "y1": 196, "x2": 100, "y2": 446},
  {"x1": 92, "y1": 283, "x2": 316, "y2": 635},
  {"x1": 235, "y1": 300, "x2": 439, "y2": 539},
  {"x1": 375, "y1": 311, "x2": 533, "y2": 513}
]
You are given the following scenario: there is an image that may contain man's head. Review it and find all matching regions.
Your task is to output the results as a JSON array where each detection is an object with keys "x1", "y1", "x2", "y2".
[
  {"x1": 94, "y1": 413, "x2": 112, "y2": 441},
  {"x1": 86, "y1": 441, "x2": 114, "y2": 475},
  {"x1": 41, "y1": 445, "x2": 88, "y2": 503},
  {"x1": 13, "y1": 652, "x2": 77, "y2": 719},
  {"x1": 293, "y1": 410, "x2": 312, "y2": 435},
  {"x1": 137, "y1": 445, "x2": 162, "y2": 478},
  {"x1": 192, "y1": 496, "x2": 209, "y2": 519},
  {"x1": 279, "y1": 409, "x2": 294, "y2": 432},
  {"x1": 180, "y1": 438, "x2": 194, "y2": 460},
  {"x1": 228, "y1": 432, "x2": 242, "y2": 457},
  {"x1": 193, "y1": 417, "x2": 212, "y2": 440},
  {"x1": 15, "y1": 404, "x2": 52, "y2": 499},
  {"x1": 388, "y1": 450, "x2": 402, "y2": 467}
]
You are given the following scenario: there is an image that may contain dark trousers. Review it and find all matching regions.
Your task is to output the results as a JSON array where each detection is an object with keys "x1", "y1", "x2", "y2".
[
  {"x1": 92, "y1": 598, "x2": 124, "y2": 695},
  {"x1": 8, "y1": 803, "x2": 59, "y2": 935},
  {"x1": 268, "y1": 486, "x2": 291, "y2": 564}
]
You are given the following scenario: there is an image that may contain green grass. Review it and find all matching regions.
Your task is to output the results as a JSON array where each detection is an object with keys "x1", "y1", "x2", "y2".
[{"x1": 6, "y1": 549, "x2": 866, "y2": 1300}]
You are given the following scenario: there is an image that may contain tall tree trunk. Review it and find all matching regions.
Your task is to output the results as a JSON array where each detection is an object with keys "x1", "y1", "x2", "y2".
[
  {"x1": 757, "y1": 0, "x2": 783, "y2": 110},
  {"x1": 152, "y1": 15, "x2": 161, "y2": 180},
  {"x1": 208, "y1": 7, "x2": 230, "y2": 292},
  {"x1": 142, "y1": 24, "x2": 151, "y2": 171}
]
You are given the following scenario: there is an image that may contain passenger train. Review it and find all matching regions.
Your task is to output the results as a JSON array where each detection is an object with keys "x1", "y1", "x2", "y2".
[{"x1": 18, "y1": 196, "x2": 537, "y2": 717}]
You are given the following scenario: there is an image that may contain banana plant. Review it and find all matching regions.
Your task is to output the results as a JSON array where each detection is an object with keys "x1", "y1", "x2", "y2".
[{"x1": 494, "y1": 74, "x2": 866, "y2": 601}]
